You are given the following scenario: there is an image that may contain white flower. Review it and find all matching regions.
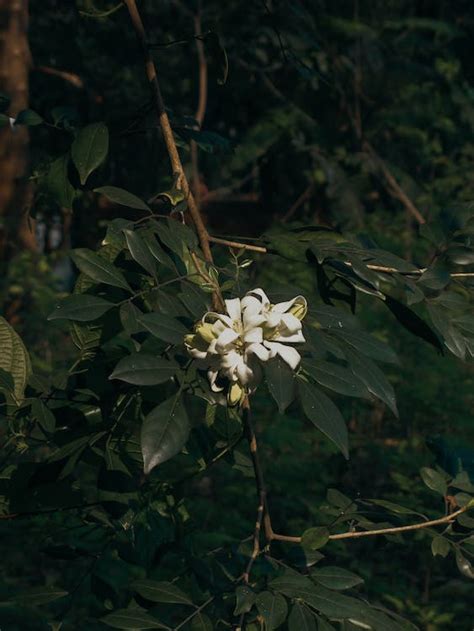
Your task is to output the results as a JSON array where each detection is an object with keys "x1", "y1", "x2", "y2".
[{"x1": 184, "y1": 288, "x2": 307, "y2": 406}]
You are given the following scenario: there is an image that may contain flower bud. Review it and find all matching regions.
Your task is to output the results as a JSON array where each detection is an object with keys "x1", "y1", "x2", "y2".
[
  {"x1": 227, "y1": 382, "x2": 244, "y2": 407},
  {"x1": 289, "y1": 298, "x2": 307, "y2": 321},
  {"x1": 195, "y1": 322, "x2": 216, "y2": 344}
]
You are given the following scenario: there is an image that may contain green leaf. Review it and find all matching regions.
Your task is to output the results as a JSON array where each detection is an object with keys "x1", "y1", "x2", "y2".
[
  {"x1": 70, "y1": 249, "x2": 131, "y2": 291},
  {"x1": 94, "y1": 186, "x2": 151, "y2": 211},
  {"x1": 120, "y1": 302, "x2": 144, "y2": 334},
  {"x1": 455, "y1": 550, "x2": 474, "y2": 579},
  {"x1": 384, "y1": 296, "x2": 443, "y2": 353},
  {"x1": 46, "y1": 154, "x2": 76, "y2": 208},
  {"x1": 297, "y1": 378, "x2": 348, "y2": 458},
  {"x1": 0, "y1": 316, "x2": 31, "y2": 402},
  {"x1": 48, "y1": 294, "x2": 114, "y2": 321},
  {"x1": 345, "y1": 350, "x2": 398, "y2": 417},
  {"x1": 315, "y1": 617, "x2": 336, "y2": 631},
  {"x1": 288, "y1": 603, "x2": 317, "y2": 631},
  {"x1": 14, "y1": 586, "x2": 68, "y2": 605},
  {"x1": 144, "y1": 233, "x2": 176, "y2": 271},
  {"x1": 234, "y1": 585, "x2": 256, "y2": 615},
  {"x1": 270, "y1": 572, "x2": 315, "y2": 596},
  {"x1": 431, "y1": 536, "x2": 450, "y2": 558},
  {"x1": 303, "y1": 360, "x2": 368, "y2": 398},
  {"x1": 110, "y1": 354, "x2": 178, "y2": 386},
  {"x1": 190, "y1": 612, "x2": 213, "y2": 631},
  {"x1": 419, "y1": 265, "x2": 450, "y2": 290},
  {"x1": 141, "y1": 394, "x2": 190, "y2": 474},
  {"x1": 71, "y1": 122, "x2": 109, "y2": 185},
  {"x1": 15, "y1": 109, "x2": 43, "y2": 126},
  {"x1": 139, "y1": 313, "x2": 188, "y2": 345},
  {"x1": 0, "y1": 368, "x2": 14, "y2": 394},
  {"x1": 298, "y1": 585, "x2": 368, "y2": 620},
  {"x1": 301, "y1": 527, "x2": 330, "y2": 551},
  {"x1": 101, "y1": 609, "x2": 168, "y2": 629},
  {"x1": 123, "y1": 229, "x2": 157, "y2": 276},
  {"x1": 131, "y1": 579, "x2": 193, "y2": 605},
  {"x1": 31, "y1": 399, "x2": 56, "y2": 433},
  {"x1": 311, "y1": 566, "x2": 363, "y2": 590},
  {"x1": 255, "y1": 591, "x2": 288, "y2": 630},
  {"x1": 331, "y1": 329, "x2": 398, "y2": 364},
  {"x1": 368, "y1": 499, "x2": 421, "y2": 516},
  {"x1": 264, "y1": 357, "x2": 296, "y2": 413},
  {"x1": 420, "y1": 467, "x2": 448, "y2": 496}
]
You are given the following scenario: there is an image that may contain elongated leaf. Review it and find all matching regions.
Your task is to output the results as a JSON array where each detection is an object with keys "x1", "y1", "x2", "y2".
[
  {"x1": 288, "y1": 603, "x2": 317, "y2": 631},
  {"x1": 0, "y1": 368, "x2": 14, "y2": 393},
  {"x1": 431, "y1": 536, "x2": 450, "y2": 558},
  {"x1": 255, "y1": 591, "x2": 288, "y2": 630},
  {"x1": 264, "y1": 357, "x2": 296, "y2": 412},
  {"x1": 299, "y1": 585, "x2": 368, "y2": 620},
  {"x1": 139, "y1": 313, "x2": 188, "y2": 345},
  {"x1": 124, "y1": 229, "x2": 157, "y2": 276},
  {"x1": 46, "y1": 154, "x2": 75, "y2": 208},
  {"x1": 144, "y1": 233, "x2": 176, "y2": 270},
  {"x1": 94, "y1": 186, "x2": 151, "y2": 211},
  {"x1": 131, "y1": 579, "x2": 193, "y2": 605},
  {"x1": 384, "y1": 296, "x2": 443, "y2": 353},
  {"x1": 345, "y1": 350, "x2": 398, "y2": 416},
  {"x1": 311, "y1": 566, "x2": 363, "y2": 590},
  {"x1": 48, "y1": 294, "x2": 114, "y2": 321},
  {"x1": 70, "y1": 249, "x2": 131, "y2": 291},
  {"x1": 141, "y1": 395, "x2": 190, "y2": 474},
  {"x1": 303, "y1": 360, "x2": 368, "y2": 398},
  {"x1": 234, "y1": 585, "x2": 256, "y2": 615},
  {"x1": 297, "y1": 378, "x2": 348, "y2": 458},
  {"x1": 0, "y1": 316, "x2": 31, "y2": 402},
  {"x1": 101, "y1": 609, "x2": 167, "y2": 629},
  {"x1": 110, "y1": 354, "x2": 178, "y2": 385},
  {"x1": 190, "y1": 612, "x2": 213, "y2": 631},
  {"x1": 270, "y1": 572, "x2": 315, "y2": 597},
  {"x1": 31, "y1": 399, "x2": 56, "y2": 433},
  {"x1": 420, "y1": 467, "x2": 448, "y2": 496},
  {"x1": 331, "y1": 329, "x2": 398, "y2": 364},
  {"x1": 14, "y1": 586, "x2": 68, "y2": 605},
  {"x1": 71, "y1": 122, "x2": 109, "y2": 185},
  {"x1": 302, "y1": 527, "x2": 330, "y2": 551}
]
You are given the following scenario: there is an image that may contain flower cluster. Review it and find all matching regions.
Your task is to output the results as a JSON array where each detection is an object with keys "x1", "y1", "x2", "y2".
[{"x1": 184, "y1": 288, "x2": 307, "y2": 406}]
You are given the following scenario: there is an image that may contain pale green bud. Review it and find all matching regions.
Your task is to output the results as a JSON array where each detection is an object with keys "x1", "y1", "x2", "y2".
[
  {"x1": 227, "y1": 382, "x2": 244, "y2": 407},
  {"x1": 195, "y1": 322, "x2": 217, "y2": 344},
  {"x1": 289, "y1": 298, "x2": 307, "y2": 321}
]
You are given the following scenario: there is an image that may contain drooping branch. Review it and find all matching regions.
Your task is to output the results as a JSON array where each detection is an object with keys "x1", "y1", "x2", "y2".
[
  {"x1": 207, "y1": 235, "x2": 474, "y2": 277},
  {"x1": 124, "y1": 0, "x2": 223, "y2": 310},
  {"x1": 268, "y1": 504, "x2": 471, "y2": 544}
]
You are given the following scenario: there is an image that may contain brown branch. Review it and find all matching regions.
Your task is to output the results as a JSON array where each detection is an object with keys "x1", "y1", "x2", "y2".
[
  {"x1": 282, "y1": 182, "x2": 314, "y2": 223},
  {"x1": 268, "y1": 504, "x2": 471, "y2": 544},
  {"x1": 363, "y1": 141, "x2": 426, "y2": 225},
  {"x1": 207, "y1": 236, "x2": 474, "y2": 277},
  {"x1": 190, "y1": 5, "x2": 207, "y2": 207},
  {"x1": 124, "y1": 0, "x2": 223, "y2": 311}
]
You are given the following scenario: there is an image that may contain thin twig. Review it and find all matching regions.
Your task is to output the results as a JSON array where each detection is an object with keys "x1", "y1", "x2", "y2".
[
  {"x1": 207, "y1": 235, "x2": 474, "y2": 277},
  {"x1": 363, "y1": 141, "x2": 426, "y2": 225},
  {"x1": 268, "y1": 504, "x2": 471, "y2": 544},
  {"x1": 174, "y1": 596, "x2": 214, "y2": 631},
  {"x1": 124, "y1": 0, "x2": 223, "y2": 311},
  {"x1": 190, "y1": 5, "x2": 207, "y2": 207}
]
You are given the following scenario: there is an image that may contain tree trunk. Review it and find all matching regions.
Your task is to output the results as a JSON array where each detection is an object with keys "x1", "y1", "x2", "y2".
[{"x1": 0, "y1": 0, "x2": 36, "y2": 259}]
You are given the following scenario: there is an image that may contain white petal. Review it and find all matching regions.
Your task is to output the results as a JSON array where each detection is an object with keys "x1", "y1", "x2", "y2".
[
  {"x1": 225, "y1": 298, "x2": 241, "y2": 322},
  {"x1": 243, "y1": 312, "x2": 266, "y2": 330},
  {"x1": 236, "y1": 357, "x2": 254, "y2": 385},
  {"x1": 264, "y1": 342, "x2": 301, "y2": 370},
  {"x1": 272, "y1": 297, "x2": 299, "y2": 314},
  {"x1": 273, "y1": 330, "x2": 306, "y2": 344},
  {"x1": 220, "y1": 350, "x2": 242, "y2": 374},
  {"x1": 243, "y1": 327, "x2": 263, "y2": 344},
  {"x1": 241, "y1": 295, "x2": 264, "y2": 317},
  {"x1": 215, "y1": 327, "x2": 239, "y2": 351},
  {"x1": 245, "y1": 288, "x2": 270, "y2": 306},
  {"x1": 280, "y1": 313, "x2": 303, "y2": 335},
  {"x1": 265, "y1": 312, "x2": 282, "y2": 329},
  {"x1": 246, "y1": 343, "x2": 271, "y2": 362},
  {"x1": 203, "y1": 311, "x2": 234, "y2": 328},
  {"x1": 188, "y1": 348, "x2": 208, "y2": 360},
  {"x1": 208, "y1": 370, "x2": 224, "y2": 392}
]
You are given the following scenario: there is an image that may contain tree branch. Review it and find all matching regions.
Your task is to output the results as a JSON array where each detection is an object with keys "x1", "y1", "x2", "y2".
[
  {"x1": 268, "y1": 504, "x2": 471, "y2": 544},
  {"x1": 363, "y1": 140, "x2": 426, "y2": 225},
  {"x1": 207, "y1": 235, "x2": 474, "y2": 277},
  {"x1": 124, "y1": 0, "x2": 223, "y2": 311}
]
